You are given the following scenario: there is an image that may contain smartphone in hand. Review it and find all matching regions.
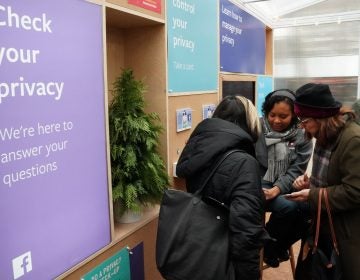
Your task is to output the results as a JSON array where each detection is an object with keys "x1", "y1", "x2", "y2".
[{"x1": 282, "y1": 193, "x2": 295, "y2": 200}]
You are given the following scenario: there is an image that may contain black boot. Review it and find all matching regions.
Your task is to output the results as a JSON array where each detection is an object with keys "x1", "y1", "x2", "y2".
[
  {"x1": 263, "y1": 239, "x2": 280, "y2": 268},
  {"x1": 278, "y1": 248, "x2": 289, "y2": 262}
]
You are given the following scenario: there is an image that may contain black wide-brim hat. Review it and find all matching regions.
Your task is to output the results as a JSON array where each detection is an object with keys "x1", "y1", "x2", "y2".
[{"x1": 294, "y1": 83, "x2": 342, "y2": 118}]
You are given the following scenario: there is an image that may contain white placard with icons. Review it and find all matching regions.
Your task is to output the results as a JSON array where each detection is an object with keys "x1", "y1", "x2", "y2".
[{"x1": 176, "y1": 108, "x2": 192, "y2": 132}]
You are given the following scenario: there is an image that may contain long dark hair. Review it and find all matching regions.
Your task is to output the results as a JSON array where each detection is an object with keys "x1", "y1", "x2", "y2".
[{"x1": 307, "y1": 107, "x2": 356, "y2": 147}]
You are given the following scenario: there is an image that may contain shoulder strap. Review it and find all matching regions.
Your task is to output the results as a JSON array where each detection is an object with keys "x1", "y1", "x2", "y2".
[
  {"x1": 313, "y1": 188, "x2": 323, "y2": 253},
  {"x1": 323, "y1": 188, "x2": 340, "y2": 255},
  {"x1": 194, "y1": 149, "x2": 243, "y2": 196},
  {"x1": 313, "y1": 188, "x2": 340, "y2": 255}
]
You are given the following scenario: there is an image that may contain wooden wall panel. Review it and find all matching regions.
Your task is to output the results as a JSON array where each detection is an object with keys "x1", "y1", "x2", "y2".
[
  {"x1": 124, "y1": 25, "x2": 167, "y2": 162},
  {"x1": 168, "y1": 93, "x2": 219, "y2": 185},
  {"x1": 106, "y1": 26, "x2": 125, "y2": 100},
  {"x1": 265, "y1": 27, "x2": 273, "y2": 75},
  {"x1": 105, "y1": 22, "x2": 167, "y2": 164}
]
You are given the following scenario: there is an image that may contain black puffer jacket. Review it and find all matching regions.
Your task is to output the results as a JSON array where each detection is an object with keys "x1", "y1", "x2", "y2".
[{"x1": 176, "y1": 118, "x2": 268, "y2": 280}]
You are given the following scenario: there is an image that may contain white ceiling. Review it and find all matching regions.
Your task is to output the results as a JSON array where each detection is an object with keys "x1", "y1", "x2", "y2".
[{"x1": 233, "y1": 0, "x2": 360, "y2": 28}]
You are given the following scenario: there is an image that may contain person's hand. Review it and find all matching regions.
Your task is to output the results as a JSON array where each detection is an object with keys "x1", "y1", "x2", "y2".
[
  {"x1": 262, "y1": 186, "x2": 281, "y2": 200},
  {"x1": 293, "y1": 174, "x2": 310, "y2": 190},
  {"x1": 283, "y1": 189, "x2": 310, "y2": 202}
]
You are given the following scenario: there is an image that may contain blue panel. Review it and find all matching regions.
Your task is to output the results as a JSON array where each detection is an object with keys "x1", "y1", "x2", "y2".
[
  {"x1": 167, "y1": 0, "x2": 218, "y2": 93},
  {"x1": 220, "y1": 0, "x2": 265, "y2": 74},
  {"x1": 257, "y1": 76, "x2": 273, "y2": 116}
]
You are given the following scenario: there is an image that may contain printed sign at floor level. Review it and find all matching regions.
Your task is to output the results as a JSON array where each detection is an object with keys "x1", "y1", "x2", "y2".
[{"x1": 81, "y1": 247, "x2": 131, "y2": 280}]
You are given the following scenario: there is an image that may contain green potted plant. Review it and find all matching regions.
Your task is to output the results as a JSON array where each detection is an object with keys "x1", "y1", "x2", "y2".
[{"x1": 109, "y1": 69, "x2": 169, "y2": 222}]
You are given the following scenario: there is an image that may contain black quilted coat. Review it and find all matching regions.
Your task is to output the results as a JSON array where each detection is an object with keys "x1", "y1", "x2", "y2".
[{"x1": 176, "y1": 118, "x2": 269, "y2": 280}]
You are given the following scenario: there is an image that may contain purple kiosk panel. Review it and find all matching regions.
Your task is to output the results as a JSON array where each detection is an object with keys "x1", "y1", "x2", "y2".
[{"x1": 0, "y1": 1, "x2": 110, "y2": 279}]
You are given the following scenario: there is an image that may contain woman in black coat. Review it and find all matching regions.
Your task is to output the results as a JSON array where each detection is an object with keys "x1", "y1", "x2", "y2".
[{"x1": 176, "y1": 95, "x2": 269, "y2": 280}]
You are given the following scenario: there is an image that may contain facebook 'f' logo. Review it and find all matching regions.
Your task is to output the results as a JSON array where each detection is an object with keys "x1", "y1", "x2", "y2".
[{"x1": 12, "y1": 251, "x2": 33, "y2": 279}]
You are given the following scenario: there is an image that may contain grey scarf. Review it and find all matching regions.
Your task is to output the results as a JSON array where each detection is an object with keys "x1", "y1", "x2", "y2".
[{"x1": 262, "y1": 118, "x2": 298, "y2": 182}]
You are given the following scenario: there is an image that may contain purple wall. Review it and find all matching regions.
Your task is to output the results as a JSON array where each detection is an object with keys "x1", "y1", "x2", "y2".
[{"x1": 0, "y1": 1, "x2": 110, "y2": 279}]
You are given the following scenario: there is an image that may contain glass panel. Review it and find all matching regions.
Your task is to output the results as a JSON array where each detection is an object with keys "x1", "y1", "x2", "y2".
[{"x1": 273, "y1": 21, "x2": 359, "y2": 106}]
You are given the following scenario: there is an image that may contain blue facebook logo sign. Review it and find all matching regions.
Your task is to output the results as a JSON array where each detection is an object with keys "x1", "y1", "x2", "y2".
[{"x1": 12, "y1": 251, "x2": 32, "y2": 279}]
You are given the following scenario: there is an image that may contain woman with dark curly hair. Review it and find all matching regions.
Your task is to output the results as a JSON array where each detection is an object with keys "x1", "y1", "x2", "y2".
[{"x1": 256, "y1": 89, "x2": 313, "y2": 267}]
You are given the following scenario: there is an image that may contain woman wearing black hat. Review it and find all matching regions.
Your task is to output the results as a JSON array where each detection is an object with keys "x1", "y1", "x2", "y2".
[
  {"x1": 286, "y1": 83, "x2": 360, "y2": 280},
  {"x1": 256, "y1": 89, "x2": 313, "y2": 268}
]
